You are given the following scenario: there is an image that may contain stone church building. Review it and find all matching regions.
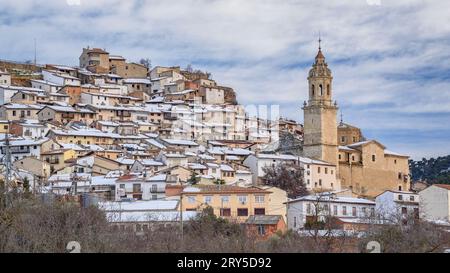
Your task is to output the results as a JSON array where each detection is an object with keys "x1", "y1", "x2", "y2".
[{"x1": 302, "y1": 43, "x2": 410, "y2": 198}]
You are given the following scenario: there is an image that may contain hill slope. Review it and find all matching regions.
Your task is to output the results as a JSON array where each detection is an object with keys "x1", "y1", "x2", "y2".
[{"x1": 409, "y1": 155, "x2": 450, "y2": 184}]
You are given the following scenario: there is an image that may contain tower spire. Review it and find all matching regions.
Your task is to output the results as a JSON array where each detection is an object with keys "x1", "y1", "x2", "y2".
[{"x1": 315, "y1": 33, "x2": 325, "y2": 62}]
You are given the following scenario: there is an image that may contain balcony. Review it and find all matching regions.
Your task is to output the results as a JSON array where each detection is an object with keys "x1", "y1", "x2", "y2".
[
  {"x1": 62, "y1": 113, "x2": 75, "y2": 119},
  {"x1": 163, "y1": 113, "x2": 177, "y2": 120},
  {"x1": 117, "y1": 111, "x2": 131, "y2": 117},
  {"x1": 46, "y1": 158, "x2": 60, "y2": 164},
  {"x1": 8, "y1": 147, "x2": 31, "y2": 154}
]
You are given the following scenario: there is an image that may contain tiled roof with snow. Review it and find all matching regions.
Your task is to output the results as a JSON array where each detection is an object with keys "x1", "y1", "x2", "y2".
[
  {"x1": 100, "y1": 200, "x2": 179, "y2": 211},
  {"x1": 162, "y1": 138, "x2": 199, "y2": 146},
  {"x1": 123, "y1": 78, "x2": 152, "y2": 84}
]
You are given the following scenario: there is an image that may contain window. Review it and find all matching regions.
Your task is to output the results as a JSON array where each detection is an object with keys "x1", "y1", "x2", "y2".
[
  {"x1": 119, "y1": 184, "x2": 125, "y2": 189},
  {"x1": 151, "y1": 184, "x2": 157, "y2": 193},
  {"x1": 351, "y1": 155, "x2": 355, "y2": 161},
  {"x1": 325, "y1": 168, "x2": 328, "y2": 174},
  {"x1": 401, "y1": 207, "x2": 407, "y2": 215},
  {"x1": 237, "y1": 208, "x2": 248, "y2": 217},
  {"x1": 319, "y1": 84, "x2": 323, "y2": 96},
  {"x1": 398, "y1": 172, "x2": 402, "y2": 179},
  {"x1": 319, "y1": 179, "x2": 322, "y2": 186},
  {"x1": 362, "y1": 207, "x2": 366, "y2": 215},
  {"x1": 341, "y1": 136, "x2": 345, "y2": 143},
  {"x1": 352, "y1": 207, "x2": 357, "y2": 217},
  {"x1": 370, "y1": 208, "x2": 375, "y2": 217},
  {"x1": 414, "y1": 208, "x2": 419, "y2": 219},
  {"x1": 307, "y1": 179, "x2": 310, "y2": 185},
  {"x1": 398, "y1": 194, "x2": 403, "y2": 201},
  {"x1": 399, "y1": 185, "x2": 402, "y2": 191},
  {"x1": 409, "y1": 195, "x2": 415, "y2": 202},
  {"x1": 188, "y1": 196, "x2": 195, "y2": 204},
  {"x1": 255, "y1": 195, "x2": 264, "y2": 203},
  {"x1": 204, "y1": 195, "x2": 212, "y2": 204},
  {"x1": 307, "y1": 203, "x2": 311, "y2": 214},
  {"x1": 342, "y1": 206, "x2": 347, "y2": 216},
  {"x1": 318, "y1": 167, "x2": 321, "y2": 174},
  {"x1": 238, "y1": 195, "x2": 247, "y2": 204},
  {"x1": 311, "y1": 85, "x2": 315, "y2": 96},
  {"x1": 372, "y1": 155, "x2": 376, "y2": 162},
  {"x1": 257, "y1": 225, "x2": 266, "y2": 236},
  {"x1": 333, "y1": 205, "x2": 338, "y2": 216},
  {"x1": 132, "y1": 183, "x2": 141, "y2": 193},
  {"x1": 254, "y1": 208, "x2": 265, "y2": 215},
  {"x1": 338, "y1": 154, "x2": 341, "y2": 160},
  {"x1": 220, "y1": 208, "x2": 231, "y2": 217},
  {"x1": 327, "y1": 84, "x2": 330, "y2": 96},
  {"x1": 293, "y1": 217, "x2": 297, "y2": 228},
  {"x1": 221, "y1": 195, "x2": 229, "y2": 203}
]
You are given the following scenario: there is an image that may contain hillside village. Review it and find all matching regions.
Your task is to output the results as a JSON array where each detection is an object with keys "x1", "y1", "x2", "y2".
[{"x1": 1, "y1": 45, "x2": 449, "y2": 238}]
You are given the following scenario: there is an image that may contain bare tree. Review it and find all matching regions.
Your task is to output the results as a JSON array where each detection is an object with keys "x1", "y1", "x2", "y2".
[
  {"x1": 185, "y1": 64, "x2": 193, "y2": 73},
  {"x1": 3, "y1": 189, "x2": 447, "y2": 253},
  {"x1": 262, "y1": 162, "x2": 308, "y2": 198},
  {"x1": 139, "y1": 58, "x2": 151, "y2": 69},
  {"x1": 359, "y1": 211, "x2": 450, "y2": 253},
  {"x1": 303, "y1": 192, "x2": 354, "y2": 253}
]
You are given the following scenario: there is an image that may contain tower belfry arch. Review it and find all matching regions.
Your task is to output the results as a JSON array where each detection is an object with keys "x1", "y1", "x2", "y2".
[{"x1": 302, "y1": 38, "x2": 339, "y2": 171}]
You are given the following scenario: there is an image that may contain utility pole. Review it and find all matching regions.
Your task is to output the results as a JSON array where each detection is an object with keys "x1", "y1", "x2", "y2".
[
  {"x1": 33, "y1": 174, "x2": 36, "y2": 197},
  {"x1": 71, "y1": 170, "x2": 78, "y2": 196},
  {"x1": 4, "y1": 121, "x2": 12, "y2": 194},
  {"x1": 180, "y1": 194, "x2": 184, "y2": 242}
]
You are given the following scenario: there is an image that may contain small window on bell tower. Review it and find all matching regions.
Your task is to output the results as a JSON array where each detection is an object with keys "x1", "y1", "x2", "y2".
[
  {"x1": 319, "y1": 85, "x2": 323, "y2": 96},
  {"x1": 311, "y1": 85, "x2": 315, "y2": 96},
  {"x1": 327, "y1": 84, "x2": 330, "y2": 96}
]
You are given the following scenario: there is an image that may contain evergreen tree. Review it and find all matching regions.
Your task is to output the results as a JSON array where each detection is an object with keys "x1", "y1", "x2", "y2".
[{"x1": 188, "y1": 172, "x2": 199, "y2": 185}]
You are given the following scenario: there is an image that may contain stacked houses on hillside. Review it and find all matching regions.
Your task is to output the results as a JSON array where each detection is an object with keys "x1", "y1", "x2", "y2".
[{"x1": 0, "y1": 45, "x2": 445, "y2": 237}]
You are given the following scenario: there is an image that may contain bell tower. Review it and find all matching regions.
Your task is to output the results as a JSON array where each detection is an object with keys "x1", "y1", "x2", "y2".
[{"x1": 302, "y1": 38, "x2": 339, "y2": 168}]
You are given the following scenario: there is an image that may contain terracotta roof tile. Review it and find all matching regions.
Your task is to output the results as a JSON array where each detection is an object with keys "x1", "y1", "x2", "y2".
[{"x1": 435, "y1": 184, "x2": 450, "y2": 190}]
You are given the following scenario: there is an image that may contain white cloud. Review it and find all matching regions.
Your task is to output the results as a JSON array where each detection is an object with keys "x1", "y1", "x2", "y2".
[{"x1": 1, "y1": 0, "x2": 449, "y2": 158}]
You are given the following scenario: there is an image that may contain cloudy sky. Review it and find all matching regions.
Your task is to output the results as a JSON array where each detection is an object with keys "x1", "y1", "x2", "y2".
[{"x1": 1, "y1": 0, "x2": 449, "y2": 159}]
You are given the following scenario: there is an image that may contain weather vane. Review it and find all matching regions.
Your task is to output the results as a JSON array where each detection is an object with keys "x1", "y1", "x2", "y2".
[{"x1": 318, "y1": 32, "x2": 322, "y2": 50}]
